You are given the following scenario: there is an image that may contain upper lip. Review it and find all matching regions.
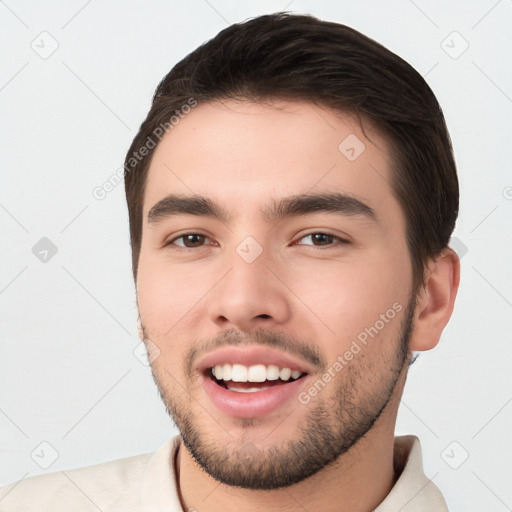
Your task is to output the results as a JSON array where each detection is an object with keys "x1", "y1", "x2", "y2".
[{"x1": 197, "y1": 346, "x2": 313, "y2": 375}]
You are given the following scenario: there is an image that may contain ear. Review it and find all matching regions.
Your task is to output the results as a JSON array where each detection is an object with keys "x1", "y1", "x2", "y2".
[{"x1": 409, "y1": 247, "x2": 460, "y2": 351}]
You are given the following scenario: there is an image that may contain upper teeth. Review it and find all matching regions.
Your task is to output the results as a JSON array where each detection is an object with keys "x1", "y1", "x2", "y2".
[{"x1": 211, "y1": 364, "x2": 304, "y2": 382}]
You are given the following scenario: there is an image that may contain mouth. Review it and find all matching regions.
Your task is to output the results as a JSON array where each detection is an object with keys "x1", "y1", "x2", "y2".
[
  {"x1": 205, "y1": 363, "x2": 308, "y2": 393},
  {"x1": 196, "y1": 346, "x2": 313, "y2": 418},
  {"x1": 201, "y1": 363, "x2": 310, "y2": 418}
]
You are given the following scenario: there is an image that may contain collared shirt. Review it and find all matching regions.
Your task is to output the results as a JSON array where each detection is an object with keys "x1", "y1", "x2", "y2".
[{"x1": 0, "y1": 434, "x2": 448, "y2": 511}]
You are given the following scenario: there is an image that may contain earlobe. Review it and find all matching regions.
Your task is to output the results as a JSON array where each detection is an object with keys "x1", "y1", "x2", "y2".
[{"x1": 409, "y1": 248, "x2": 460, "y2": 352}]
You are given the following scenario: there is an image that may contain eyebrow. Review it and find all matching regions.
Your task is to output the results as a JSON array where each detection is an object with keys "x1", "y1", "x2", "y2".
[{"x1": 147, "y1": 192, "x2": 377, "y2": 225}]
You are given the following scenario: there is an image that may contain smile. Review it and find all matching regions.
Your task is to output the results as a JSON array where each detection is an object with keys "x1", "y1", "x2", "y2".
[{"x1": 202, "y1": 365, "x2": 309, "y2": 418}]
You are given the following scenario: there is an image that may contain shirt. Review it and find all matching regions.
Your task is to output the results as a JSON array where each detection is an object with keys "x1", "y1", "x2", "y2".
[{"x1": 0, "y1": 434, "x2": 448, "y2": 511}]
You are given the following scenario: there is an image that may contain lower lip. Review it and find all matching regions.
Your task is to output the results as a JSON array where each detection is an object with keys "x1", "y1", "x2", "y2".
[{"x1": 201, "y1": 374, "x2": 308, "y2": 419}]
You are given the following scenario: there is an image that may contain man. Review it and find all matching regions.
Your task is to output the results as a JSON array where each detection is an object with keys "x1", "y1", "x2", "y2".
[{"x1": 0, "y1": 12, "x2": 460, "y2": 512}]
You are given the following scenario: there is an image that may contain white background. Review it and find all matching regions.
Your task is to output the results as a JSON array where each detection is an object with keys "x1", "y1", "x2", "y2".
[{"x1": 1, "y1": 1, "x2": 511, "y2": 510}]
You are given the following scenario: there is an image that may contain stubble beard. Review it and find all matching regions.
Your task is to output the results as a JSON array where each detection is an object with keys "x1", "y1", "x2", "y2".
[{"x1": 144, "y1": 297, "x2": 415, "y2": 490}]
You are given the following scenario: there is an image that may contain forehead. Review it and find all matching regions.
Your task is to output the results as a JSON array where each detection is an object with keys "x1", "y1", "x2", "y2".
[{"x1": 142, "y1": 99, "x2": 402, "y2": 229}]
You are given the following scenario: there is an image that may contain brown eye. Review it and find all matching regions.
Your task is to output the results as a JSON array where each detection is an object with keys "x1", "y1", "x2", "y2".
[
  {"x1": 297, "y1": 233, "x2": 345, "y2": 247},
  {"x1": 168, "y1": 234, "x2": 210, "y2": 248}
]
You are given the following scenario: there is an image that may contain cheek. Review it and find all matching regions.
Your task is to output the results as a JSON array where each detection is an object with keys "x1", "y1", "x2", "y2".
[
  {"x1": 136, "y1": 254, "x2": 218, "y2": 340},
  {"x1": 137, "y1": 261, "x2": 197, "y2": 379},
  {"x1": 137, "y1": 257, "x2": 186, "y2": 335},
  {"x1": 287, "y1": 251, "x2": 408, "y2": 344}
]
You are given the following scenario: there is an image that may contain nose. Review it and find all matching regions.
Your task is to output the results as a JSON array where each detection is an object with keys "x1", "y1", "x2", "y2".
[{"x1": 208, "y1": 248, "x2": 291, "y2": 331}]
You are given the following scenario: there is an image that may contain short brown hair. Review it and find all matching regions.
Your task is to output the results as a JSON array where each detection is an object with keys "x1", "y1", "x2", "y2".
[{"x1": 124, "y1": 12, "x2": 459, "y2": 293}]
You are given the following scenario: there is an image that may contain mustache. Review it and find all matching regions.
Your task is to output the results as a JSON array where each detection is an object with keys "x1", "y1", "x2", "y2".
[{"x1": 183, "y1": 328, "x2": 327, "y2": 378}]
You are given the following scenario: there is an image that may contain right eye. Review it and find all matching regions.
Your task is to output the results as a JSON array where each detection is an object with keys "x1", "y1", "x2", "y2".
[{"x1": 166, "y1": 233, "x2": 214, "y2": 249}]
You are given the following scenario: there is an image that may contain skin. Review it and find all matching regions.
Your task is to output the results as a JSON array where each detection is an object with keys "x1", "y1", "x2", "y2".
[{"x1": 136, "y1": 99, "x2": 460, "y2": 512}]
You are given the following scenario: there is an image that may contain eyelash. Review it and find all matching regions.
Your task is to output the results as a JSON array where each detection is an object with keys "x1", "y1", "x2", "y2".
[{"x1": 165, "y1": 232, "x2": 349, "y2": 251}]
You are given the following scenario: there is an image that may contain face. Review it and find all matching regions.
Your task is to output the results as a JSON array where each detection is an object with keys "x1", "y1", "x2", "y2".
[{"x1": 136, "y1": 99, "x2": 415, "y2": 490}]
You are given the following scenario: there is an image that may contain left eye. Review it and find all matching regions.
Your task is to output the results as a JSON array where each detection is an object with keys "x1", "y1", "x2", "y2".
[{"x1": 296, "y1": 233, "x2": 346, "y2": 247}]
